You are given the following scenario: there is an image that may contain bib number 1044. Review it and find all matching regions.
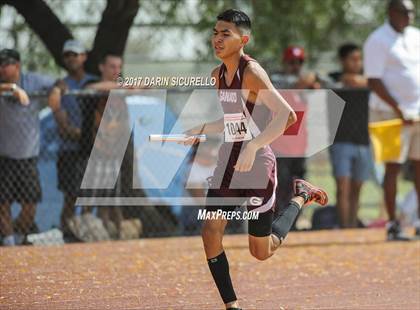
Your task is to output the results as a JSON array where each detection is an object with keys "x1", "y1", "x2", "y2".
[
  {"x1": 224, "y1": 113, "x2": 252, "y2": 142},
  {"x1": 225, "y1": 122, "x2": 247, "y2": 136}
]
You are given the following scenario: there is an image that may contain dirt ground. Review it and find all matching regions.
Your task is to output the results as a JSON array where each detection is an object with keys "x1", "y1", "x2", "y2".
[{"x1": 1, "y1": 229, "x2": 419, "y2": 310}]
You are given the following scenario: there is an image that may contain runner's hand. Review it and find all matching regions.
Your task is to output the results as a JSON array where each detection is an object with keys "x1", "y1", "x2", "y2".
[
  {"x1": 234, "y1": 141, "x2": 257, "y2": 172},
  {"x1": 181, "y1": 127, "x2": 203, "y2": 145}
]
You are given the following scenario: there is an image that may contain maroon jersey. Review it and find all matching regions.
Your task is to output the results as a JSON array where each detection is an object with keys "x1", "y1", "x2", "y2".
[
  {"x1": 209, "y1": 54, "x2": 277, "y2": 212},
  {"x1": 218, "y1": 55, "x2": 272, "y2": 143}
]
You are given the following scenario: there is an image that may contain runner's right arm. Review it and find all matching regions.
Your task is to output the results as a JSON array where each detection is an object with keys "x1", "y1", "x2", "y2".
[
  {"x1": 184, "y1": 66, "x2": 223, "y2": 144},
  {"x1": 186, "y1": 118, "x2": 224, "y2": 135}
]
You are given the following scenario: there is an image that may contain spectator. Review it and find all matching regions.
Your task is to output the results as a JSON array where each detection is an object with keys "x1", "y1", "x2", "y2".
[
  {"x1": 271, "y1": 45, "x2": 306, "y2": 89},
  {"x1": 85, "y1": 53, "x2": 123, "y2": 91},
  {"x1": 87, "y1": 94, "x2": 129, "y2": 239},
  {"x1": 364, "y1": 0, "x2": 420, "y2": 240},
  {"x1": 0, "y1": 49, "x2": 55, "y2": 245},
  {"x1": 48, "y1": 40, "x2": 97, "y2": 237},
  {"x1": 82, "y1": 53, "x2": 124, "y2": 157},
  {"x1": 84, "y1": 54, "x2": 125, "y2": 238},
  {"x1": 271, "y1": 45, "x2": 329, "y2": 89},
  {"x1": 329, "y1": 43, "x2": 368, "y2": 88},
  {"x1": 270, "y1": 46, "x2": 311, "y2": 227},
  {"x1": 328, "y1": 43, "x2": 371, "y2": 228}
]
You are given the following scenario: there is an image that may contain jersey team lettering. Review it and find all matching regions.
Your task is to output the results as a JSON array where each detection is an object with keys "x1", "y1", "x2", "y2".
[{"x1": 219, "y1": 90, "x2": 237, "y2": 103}]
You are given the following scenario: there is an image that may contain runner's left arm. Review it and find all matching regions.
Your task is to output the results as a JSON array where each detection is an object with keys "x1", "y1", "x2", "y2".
[
  {"x1": 244, "y1": 62, "x2": 297, "y2": 149},
  {"x1": 234, "y1": 63, "x2": 297, "y2": 172}
]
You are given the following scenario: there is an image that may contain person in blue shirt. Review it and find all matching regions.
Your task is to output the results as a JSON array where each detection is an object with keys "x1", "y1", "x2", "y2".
[
  {"x1": 0, "y1": 49, "x2": 55, "y2": 246},
  {"x1": 48, "y1": 40, "x2": 97, "y2": 236}
]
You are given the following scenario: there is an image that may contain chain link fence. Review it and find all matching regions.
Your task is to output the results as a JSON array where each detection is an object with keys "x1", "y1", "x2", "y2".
[{"x1": 0, "y1": 88, "x2": 373, "y2": 245}]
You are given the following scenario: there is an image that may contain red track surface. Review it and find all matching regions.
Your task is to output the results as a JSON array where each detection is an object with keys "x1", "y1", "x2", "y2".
[{"x1": 1, "y1": 229, "x2": 419, "y2": 310}]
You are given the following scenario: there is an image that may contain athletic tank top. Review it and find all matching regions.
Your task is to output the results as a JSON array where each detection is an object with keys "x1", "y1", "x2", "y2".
[{"x1": 217, "y1": 54, "x2": 274, "y2": 163}]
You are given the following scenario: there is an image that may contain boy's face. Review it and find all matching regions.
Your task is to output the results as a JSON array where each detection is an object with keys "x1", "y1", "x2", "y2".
[
  {"x1": 341, "y1": 50, "x2": 362, "y2": 74},
  {"x1": 212, "y1": 20, "x2": 248, "y2": 60},
  {"x1": 99, "y1": 56, "x2": 122, "y2": 81}
]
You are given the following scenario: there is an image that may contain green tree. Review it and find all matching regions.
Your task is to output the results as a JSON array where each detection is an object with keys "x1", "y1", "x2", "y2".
[{"x1": 193, "y1": 0, "x2": 419, "y2": 66}]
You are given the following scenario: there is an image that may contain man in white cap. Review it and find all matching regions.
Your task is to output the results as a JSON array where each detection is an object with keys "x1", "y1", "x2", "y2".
[{"x1": 48, "y1": 40, "x2": 97, "y2": 238}]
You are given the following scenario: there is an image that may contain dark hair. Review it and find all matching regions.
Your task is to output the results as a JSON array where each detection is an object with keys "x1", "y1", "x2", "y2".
[
  {"x1": 99, "y1": 53, "x2": 122, "y2": 64},
  {"x1": 217, "y1": 9, "x2": 251, "y2": 33},
  {"x1": 388, "y1": 0, "x2": 411, "y2": 11},
  {"x1": 338, "y1": 43, "x2": 360, "y2": 60}
]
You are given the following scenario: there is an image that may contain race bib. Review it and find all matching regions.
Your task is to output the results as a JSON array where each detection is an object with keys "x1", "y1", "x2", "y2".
[{"x1": 224, "y1": 113, "x2": 252, "y2": 142}]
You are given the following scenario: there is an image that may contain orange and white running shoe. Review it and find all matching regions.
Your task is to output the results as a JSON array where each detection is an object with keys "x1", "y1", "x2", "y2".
[{"x1": 293, "y1": 179, "x2": 328, "y2": 207}]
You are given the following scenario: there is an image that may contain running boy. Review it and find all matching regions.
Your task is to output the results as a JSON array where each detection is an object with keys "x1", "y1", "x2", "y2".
[{"x1": 185, "y1": 9, "x2": 328, "y2": 310}]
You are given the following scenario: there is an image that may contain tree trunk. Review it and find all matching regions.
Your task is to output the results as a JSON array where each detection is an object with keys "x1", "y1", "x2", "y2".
[
  {"x1": 0, "y1": 0, "x2": 73, "y2": 68},
  {"x1": 86, "y1": 0, "x2": 140, "y2": 75},
  {"x1": 1, "y1": 0, "x2": 140, "y2": 75}
]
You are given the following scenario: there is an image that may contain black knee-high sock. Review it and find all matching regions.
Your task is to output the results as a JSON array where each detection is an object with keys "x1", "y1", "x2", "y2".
[
  {"x1": 271, "y1": 200, "x2": 301, "y2": 243},
  {"x1": 207, "y1": 251, "x2": 237, "y2": 304}
]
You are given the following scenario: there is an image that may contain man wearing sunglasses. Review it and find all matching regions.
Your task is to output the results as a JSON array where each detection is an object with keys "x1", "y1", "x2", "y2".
[
  {"x1": 364, "y1": 0, "x2": 420, "y2": 240},
  {"x1": 48, "y1": 40, "x2": 97, "y2": 238}
]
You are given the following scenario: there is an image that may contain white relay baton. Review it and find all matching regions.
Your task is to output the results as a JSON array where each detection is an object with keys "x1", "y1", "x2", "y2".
[{"x1": 149, "y1": 134, "x2": 207, "y2": 142}]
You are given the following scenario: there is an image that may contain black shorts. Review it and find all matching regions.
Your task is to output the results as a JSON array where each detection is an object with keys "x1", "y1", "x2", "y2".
[
  {"x1": 57, "y1": 151, "x2": 85, "y2": 195},
  {"x1": 206, "y1": 188, "x2": 275, "y2": 237},
  {"x1": 0, "y1": 156, "x2": 42, "y2": 204}
]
